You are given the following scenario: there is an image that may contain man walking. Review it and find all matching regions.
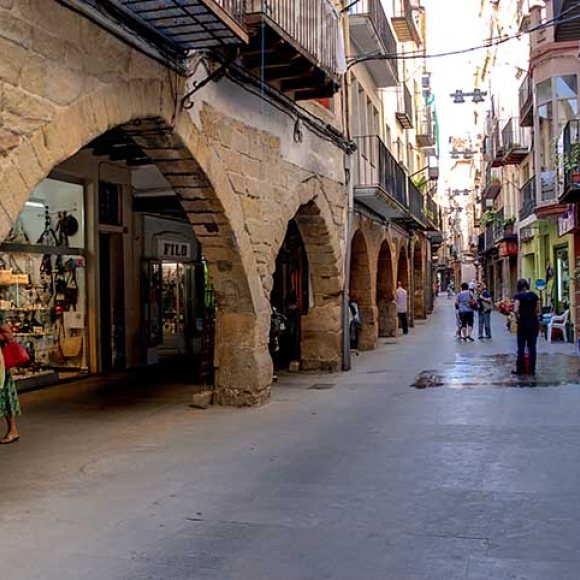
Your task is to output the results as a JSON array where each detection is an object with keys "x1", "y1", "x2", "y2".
[
  {"x1": 513, "y1": 278, "x2": 540, "y2": 375},
  {"x1": 477, "y1": 282, "x2": 493, "y2": 339},
  {"x1": 396, "y1": 281, "x2": 408, "y2": 335},
  {"x1": 455, "y1": 282, "x2": 476, "y2": 342}
]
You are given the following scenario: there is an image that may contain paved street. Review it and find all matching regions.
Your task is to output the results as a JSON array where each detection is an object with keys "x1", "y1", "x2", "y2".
[{"x1": 2, "y1": 300, "x2": 580, "y2": 580}]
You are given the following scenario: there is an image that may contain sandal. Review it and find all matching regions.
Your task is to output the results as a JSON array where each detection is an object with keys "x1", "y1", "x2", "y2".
[{"x1": 0, "y1": 435, "x2": 20, "y2": 445}]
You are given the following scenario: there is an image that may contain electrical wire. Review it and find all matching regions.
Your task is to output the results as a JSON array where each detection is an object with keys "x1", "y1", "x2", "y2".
[{"x1": 347, "y1": 5, "x2": 580, "y2": 69}]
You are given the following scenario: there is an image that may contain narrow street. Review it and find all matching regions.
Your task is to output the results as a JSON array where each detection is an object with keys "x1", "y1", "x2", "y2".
[{"x1": 2, "y1": 301, "x2": 580, "y2": 580}]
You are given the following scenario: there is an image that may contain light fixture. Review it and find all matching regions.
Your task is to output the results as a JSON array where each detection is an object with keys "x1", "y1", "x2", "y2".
[
  {"x1": 450, "y1": 90, "x2": 465, "y2": 104},
  {"x1": 25, "y1": 200, "x2": 45, "y2": 208},
  {"x1": 471, "y1": 89, "x2": 487, "y2": 103}
]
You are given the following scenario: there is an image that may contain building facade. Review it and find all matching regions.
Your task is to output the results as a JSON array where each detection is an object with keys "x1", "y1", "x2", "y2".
[{"x1": 0, "y1": 0, "x2": 440, "y2": 405}]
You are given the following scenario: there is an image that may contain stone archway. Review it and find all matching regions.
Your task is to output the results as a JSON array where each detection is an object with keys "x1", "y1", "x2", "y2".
[
  {"x1": 350, "y1": 229, "x2": 377, "y2": 350},
  {"x1": 376, "y1": 240, "x2": 396, "y2": 337},
  {"x1": 267, "y1": 176, "x2": 344, "y2": 373},
  {"x1": 413, "y1": 241, "x2": 426, "y2": 320},
  {"x1": 0, "y1": 81, "x2": 271, "y2": 406}
]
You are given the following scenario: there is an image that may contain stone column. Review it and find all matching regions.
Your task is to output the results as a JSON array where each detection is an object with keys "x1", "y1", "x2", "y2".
[
  {"x1": 213, "y1": 309, "x2": 272, "y2": 407},
  {"x1": 378, "y1": 298, "x2": 397, "y2": 337},
  {"x1": 301, "y1": 297, "x2": 343, "y2": 371}
]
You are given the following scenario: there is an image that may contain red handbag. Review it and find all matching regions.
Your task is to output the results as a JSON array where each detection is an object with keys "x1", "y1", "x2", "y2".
[{"x1": 3, "y1": 341, "x2": 30, "y2": 370}]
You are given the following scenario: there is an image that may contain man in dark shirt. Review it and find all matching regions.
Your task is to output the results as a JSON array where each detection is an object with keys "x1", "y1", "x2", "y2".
[{"x1": 513, "y1": 278, "x2": 540, "y2": 375}]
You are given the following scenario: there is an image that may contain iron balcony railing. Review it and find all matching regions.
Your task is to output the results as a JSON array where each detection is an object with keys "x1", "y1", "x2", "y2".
[
  {"x1": 519, "y1": 176, "x2": 536, "y2": 221},
  {"x1": 349, "y1": 0, "x2": 397, "y2": 59},
  {"x1": 353, "y1": 135, "x2": 407, "y2": 207},
  {"x1": 501, "y1": 117, "x2": 531, "y2": 161},
  {"x1": 484, "y1": 225, "x2": 495, "y2": 252},
  {"x1": 391, "y1": 0, "x2": 421, "y2": 44},
  {"x1": 519, "y1": 72, "x2": 533, "y2": 124},
  {"x1": 395, "y1": 84, "x2": 414, "y2": 128},
  {"x1": 245, "y1": 0, "x2": 341, "y2": 75},
  {"x1": 561, "y1": 119, "x2": 580, "y2": 194},
  {"x1": 407, "y1": 178, "x2": 425, "y2": 225},
  {"x1": 492, "y1": 208, "x2": 505, "y2": 242},
  {"x1": 425, "y1": 195, "x2": 439, "y2": 229},
  {"x1": 217, "y1": 0, "x2": 245, "y2": 18}
]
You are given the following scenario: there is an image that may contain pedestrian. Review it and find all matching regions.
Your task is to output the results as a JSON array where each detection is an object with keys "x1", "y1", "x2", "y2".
[
  {"x1": 396, "y1": 281, "x2": 408, "y2": 335},
  {"x1": 455, "y1": 282, "x2": 476, "y2": 342},
  {"x1": 512, "y1": 278, "x2": 540, "y2": 375},
  {"x1": 476, "y1": 282, "x2": 493, "y2": 339},
  {"x1": 0, "y1": 318, "x2": 20, "y2": 444},
  {"x1": 348, "y1": 299, "x2": 362, "y2": 351}
]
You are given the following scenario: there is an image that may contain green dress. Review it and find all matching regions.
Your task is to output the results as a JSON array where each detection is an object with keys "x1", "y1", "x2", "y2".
[{"x1": 0, "y1": 314, "x2": 21, "y2": 418}]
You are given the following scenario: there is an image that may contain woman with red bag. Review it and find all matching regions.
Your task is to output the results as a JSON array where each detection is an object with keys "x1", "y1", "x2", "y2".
[{"x1": 0, "y1": 318, "x2": 20, "y2": 444}]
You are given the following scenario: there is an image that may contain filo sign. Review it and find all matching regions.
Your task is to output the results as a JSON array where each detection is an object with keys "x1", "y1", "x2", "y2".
[{"x1": 158, "y1": 239, "x2": 192, "y2": 261}]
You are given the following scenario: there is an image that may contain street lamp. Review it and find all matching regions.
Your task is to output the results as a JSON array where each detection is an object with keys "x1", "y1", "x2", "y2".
[{"x1": 449, "y1": 89, "x2": 487, "y2": 104}]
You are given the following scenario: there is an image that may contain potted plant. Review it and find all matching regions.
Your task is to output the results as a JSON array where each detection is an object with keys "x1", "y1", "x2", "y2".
[
  {"x1": 502, "y1": 216, "x2": 516, "y2": 234},
  {"x1": 480, "y1": 209, "x2": 497, "y2": 226},
  {"x1": 563, "y1": 143, "x2": 580, "y2": 186}
]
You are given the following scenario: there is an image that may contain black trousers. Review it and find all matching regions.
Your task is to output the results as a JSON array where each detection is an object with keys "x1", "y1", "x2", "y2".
[
  {"x1": 516, "y1": 328, "x2": 538, "y2": 373},
  {"x1": 398, "y1": 312, "x2": 408, "y2": 335}
]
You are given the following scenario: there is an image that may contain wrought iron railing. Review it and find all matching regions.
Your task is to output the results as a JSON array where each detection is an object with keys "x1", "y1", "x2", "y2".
[
  {"x1": 216, "y1": 0, "x2": 245, "y2": 19},
  {"x1": 561, "y1": 119, "x2": 580, "y2": 193},
  {"x1": 407, "y1": 178, "x2": 424, "y2": 224},
  {"x1": 349, "y1": 0, "x2": 398, "y2": 61},
  {"x1": 244, "y1": 0, "x2": 341, "y2": 75},
  {"x1": 353, "y1": 135, "x2": 407, "y2": 206},
  {"x1": 519, "y1": 73, "x2": 533, "y2": 115},
  {"x1": 519, "y1": 176, "x2": 536, "y2": 221},
  {"x1": 425, "y1": 195, "x2": 439, "y2": 228},
  {"x1": 502, "y1": 117, "x2": 531, "y2": 152}
]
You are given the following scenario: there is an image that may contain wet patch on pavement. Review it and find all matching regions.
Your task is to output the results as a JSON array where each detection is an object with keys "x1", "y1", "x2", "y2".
[
  {"x1": 308, "y1": 383, "x2": 336, "y2": 390},
  {"x1": 412, "y1": 353, "x2": 580, "y2": 389}
]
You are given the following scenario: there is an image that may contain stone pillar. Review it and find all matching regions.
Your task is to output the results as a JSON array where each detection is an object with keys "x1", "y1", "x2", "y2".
[
  {"x1": 301, "y1": 297, "x2": 343, "y2": 371},
  {"x1": 357, "y1": 304, "x2": 379, "y2": 350},
  {"x1": 378, "y1": 299, "x2": 397, "y2": 337},
  {"x1": 213, "y1": 310, "x2": 272, "y2": 407}
]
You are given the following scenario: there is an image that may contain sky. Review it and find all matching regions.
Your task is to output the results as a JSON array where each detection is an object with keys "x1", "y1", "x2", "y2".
[{"x1": 422, "y1": 0, "x2": 487, "y2": 194}]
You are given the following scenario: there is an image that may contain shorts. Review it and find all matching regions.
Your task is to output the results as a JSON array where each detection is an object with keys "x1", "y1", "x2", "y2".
[{"x1": 459, "y1": 311, "x2": 474, "y2": 328}]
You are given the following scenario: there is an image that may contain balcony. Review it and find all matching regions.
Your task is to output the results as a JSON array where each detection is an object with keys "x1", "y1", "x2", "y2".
[
  {"x1": 391, "y1": 0, "x2": 422, "y2": 45},
  {"x1": 480, "y1": 225, "x2": 496, "y2": 254},
  {"x1": 490, "y1": 120, "x2": 504, "y2": 167},
  {"x1": 519, "y1": 176, "x2": 536, "y2": 222},
  {"x1": 554, "y1": 0, "x2": 580, "y2": 41},
  {"x1": 353, "y1": 135, "x2": 408, "y2": 220},
  {"x1": 501, "y1": 118, "x2": 530, "y2": 165},
  {"x1": 519, "y1": 73, "x2": 533, "y2": 127},
  {"x1": 63, "y1": 0, "x2": 249, "y2": 63},
  {"x1": 416, "y1": 107, "x2": 435, "y2": 147},
  {"x1": 395, "y1": 84, "x2": 414, "y2": 129},
  {"x1": 348, "y1": 0, "x2": 399, "y2": 87},
  {"x1": 407, "y1": 178, "x2": 426, "y2": 228},
  {"x1": 558, "y1": 119, "x2": 580, "y2": 203},
  {"x1": 494, "y1": 221, "x2": 517, "y2": 244},
  {"x1": 424, "y1": 195, "x2": 440, "y2": 231},
  {"x1": 242, "y1": 0, "x2": 342, "y2": 100},
  {"x1": 483, "y1": 166, "x2": 501, "y2": 199}
]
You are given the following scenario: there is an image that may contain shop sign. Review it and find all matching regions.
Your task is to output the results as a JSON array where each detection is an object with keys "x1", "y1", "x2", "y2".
[
  {"x1": 498, "y1": 240, "x2": 518, "y2": 257},
  {"x1": 157, "y1": 239, "x2": 191, "y2": 261},
  {"x1": 557, "y1": 205, "x2": 575, "y2": 237}
]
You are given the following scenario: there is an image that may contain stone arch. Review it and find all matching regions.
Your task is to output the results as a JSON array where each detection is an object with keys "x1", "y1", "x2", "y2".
[
  {"x1": 350, "y1": 229, "x2": 377, "y2": 350},
  {"x1": 377, "y1": 239, "x2": 396, "y2": 338},
  {"x1": 413, "y1": 240, "x2": 426, "y2": 320},
  {"x1": 269, "y1": 177, "x2": 344, "y2": 371},
  {"x1": 0, "y1": 80, "x2": 271, "y2": 406}
]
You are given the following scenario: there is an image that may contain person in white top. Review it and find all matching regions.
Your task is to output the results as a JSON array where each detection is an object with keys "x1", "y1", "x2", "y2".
[{"x1": 395, "y1": 281, "x2": 408, "y2": 335}]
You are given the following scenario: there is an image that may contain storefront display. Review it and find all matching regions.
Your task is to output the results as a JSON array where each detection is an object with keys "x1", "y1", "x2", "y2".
[{"x1": 0, "y1": 178, "x2": 87, "y2": 389}]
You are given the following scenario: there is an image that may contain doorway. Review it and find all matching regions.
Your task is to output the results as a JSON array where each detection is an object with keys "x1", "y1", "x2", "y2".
[{"x1": 99, "y1": 232, "x2": 125, "y2": 372}]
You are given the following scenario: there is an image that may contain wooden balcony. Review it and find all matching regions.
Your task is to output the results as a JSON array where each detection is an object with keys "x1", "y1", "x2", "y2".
[
  {"x1": 391, "y1": 0, "x2": 422, "y2": 45},
  {"x1": 348, "y1": 0, "x2": 399, "y2": 87},
  {"x1": 554, "y1": 0, "x2": 580, "y2": 41},
  {"x1": 242, "y1": 0, "x2": 342, "y2": 101},
  {"x1": 86, "y1": 0, "x2": 249, "y2": 55}
]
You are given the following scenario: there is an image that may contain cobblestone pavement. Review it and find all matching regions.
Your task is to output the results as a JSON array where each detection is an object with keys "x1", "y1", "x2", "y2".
[{"x1": 1, "y1": 300, "x2": 580, "y2": 579}]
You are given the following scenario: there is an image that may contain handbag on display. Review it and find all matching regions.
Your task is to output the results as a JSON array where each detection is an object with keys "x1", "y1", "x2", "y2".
[
  {"x1": 62, "y1": 335, "x2": 83, "y2": 358},
  {"x1": 2, "y1": 341, "x2": 30, "y2": 369}
]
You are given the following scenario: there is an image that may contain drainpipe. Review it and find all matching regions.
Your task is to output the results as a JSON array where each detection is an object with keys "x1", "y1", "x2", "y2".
[
  {"x1": 342, "y1": 153, "x2": 354, "y2": 371},
  {"x1": 408, "y1": 232, "x2": 415, "y2": 327}
]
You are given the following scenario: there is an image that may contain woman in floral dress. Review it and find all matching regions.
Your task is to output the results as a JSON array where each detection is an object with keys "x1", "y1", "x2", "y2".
[{"x1": 0, "y1": 318, "x2": 20, "y2": 444}]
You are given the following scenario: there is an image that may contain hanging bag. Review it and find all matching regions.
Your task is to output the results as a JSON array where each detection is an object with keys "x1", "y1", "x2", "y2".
[{"x1": 2, "y1": 340, "x2": 30, "y2": 369}]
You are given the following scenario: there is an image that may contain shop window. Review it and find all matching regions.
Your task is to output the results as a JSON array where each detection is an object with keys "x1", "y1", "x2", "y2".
[
  {"x1": 0, "y1": 178, "x2": 87, "y2": 389},
  {"x1": 99, "y1": 181, "x2": 122, "y2": 226}
]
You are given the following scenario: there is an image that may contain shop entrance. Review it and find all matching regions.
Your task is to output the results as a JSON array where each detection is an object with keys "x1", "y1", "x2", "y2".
[
  {"x1": 99, "y1": 232, "x2": 125, "y2": 372},
  {"x1": 270, "y1": 220, "x2": 309, "y2": 371}
]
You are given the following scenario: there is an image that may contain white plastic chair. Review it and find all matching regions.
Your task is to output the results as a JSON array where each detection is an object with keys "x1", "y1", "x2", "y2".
[{"x1": 548, "y1": 310, "x2": 570, "y2": 342}]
